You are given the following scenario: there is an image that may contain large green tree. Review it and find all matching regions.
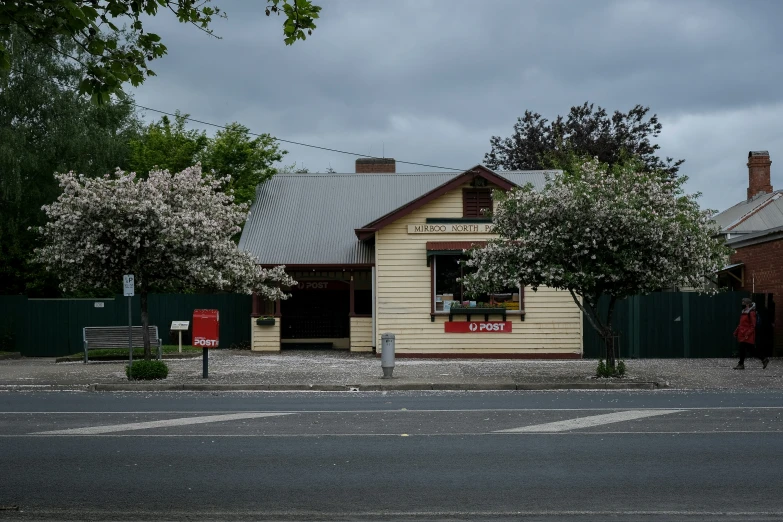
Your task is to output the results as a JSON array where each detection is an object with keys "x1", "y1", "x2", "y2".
[
  {"x1": 200, "y1": 123, "x2": 286, "y2": 206},
  {"x1": 128, "y1": 112, "x2": 208, "y2": 176},
  {"x1": 129, "y1": 117, "x2": 287, "y2": 206},
  {"x1": 0, "y1": 29, "x2": 140, "y2": 296},
  {"x1": 485, "y1": 102, "x2": 684, "y2": 178},
  {"x1": 0, "y1": 0, "x2": 321, "y2": 103}
]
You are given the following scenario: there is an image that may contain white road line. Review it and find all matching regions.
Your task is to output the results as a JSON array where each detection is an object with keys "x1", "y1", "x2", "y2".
[
  {"x1": 16, "y1": 509, "x2": 783, "y2": 519},
  {"x1": 16, "y1": 510, "x2": 783, "y2": 517},
  {"x1": 33, "y1": 412, "x2": 293, "y2": 435},
  {"x1": 495, "y1": 409, "x2": 683, "y2": 433},
  {"x1": 3, "y1": 429, "x2": 782, "y2": 438},
  {"x1": 3, "y1": 406, "x2": 783, "y2": 414}
]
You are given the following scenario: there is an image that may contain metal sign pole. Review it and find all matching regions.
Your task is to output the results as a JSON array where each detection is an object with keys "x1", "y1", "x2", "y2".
[
  {"x1": 203, "y1": 348, "x2": 208, "y2": 379},
  {"x1": 123, "y1": 275, "x2": 134, "y2": 380},
  {"x1": 178, "y1": 331, "x2": 182, "y2": 353},
  {"x1": 128, "y1": 296, "x2": 132, "y2": 379}
]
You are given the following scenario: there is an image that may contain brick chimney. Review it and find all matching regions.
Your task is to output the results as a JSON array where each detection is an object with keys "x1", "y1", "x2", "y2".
[
  {"x1": 747, "y1": 150, "x2": 773, "y2": 199},
  {"x1": 356, "y1": 158, "x2": 396, "y2": 174}
]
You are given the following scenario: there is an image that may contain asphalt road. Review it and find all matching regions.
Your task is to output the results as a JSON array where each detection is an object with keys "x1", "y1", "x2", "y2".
[{"x1": 2, "y1": 390, "x2": 783, "y2": 521}]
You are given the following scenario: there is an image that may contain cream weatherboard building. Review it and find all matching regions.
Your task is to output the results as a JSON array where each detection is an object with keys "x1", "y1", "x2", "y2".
[{"x1": 239, "y1": 158, "x2": 583, "y2": 358}]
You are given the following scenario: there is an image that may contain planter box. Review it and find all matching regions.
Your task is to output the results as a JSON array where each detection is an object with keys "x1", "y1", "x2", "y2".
[
  {"x1": 449, "y1": 307, "x2": 507, "y2": 322},
  {"x1": 255, "y1": 317, "x2": 276, "y2": 326}
]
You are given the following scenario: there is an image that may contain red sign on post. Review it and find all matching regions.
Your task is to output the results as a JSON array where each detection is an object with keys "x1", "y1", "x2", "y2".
[
  {"x1": 192, "y1": 309, "x2": 220, "y2": 348},
  {"x1": 444, "y1": 321, "x2": 512, "y2": 333}
]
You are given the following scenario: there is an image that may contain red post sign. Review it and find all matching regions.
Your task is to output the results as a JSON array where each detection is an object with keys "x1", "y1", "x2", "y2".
[
  {"x1": 295, "y1": 281, "x2": 347, "y2": 291},
  {"x1": 192, "y1": 309, "x2": 220, "y2": 348},
  {"x1": 444, "y1": 321, "x2": 512, "y2": 333}
]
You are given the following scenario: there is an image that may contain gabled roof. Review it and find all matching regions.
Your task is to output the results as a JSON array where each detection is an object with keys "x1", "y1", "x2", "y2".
[
  {"x1": 355, "y1": 165, "x2": 523, "y2": 240},
  {"x1": 714, "y1": 190, "x2": 783, "y2": 232},
  {"x1": 238, "y1": 167, "x2": 553, "y2": 266},
  {"x1": 727, "y1": 193, "x2": 783, "y2": 234}
]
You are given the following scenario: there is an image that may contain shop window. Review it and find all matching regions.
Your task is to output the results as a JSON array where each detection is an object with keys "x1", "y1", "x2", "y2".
[
  {"x1": 463, "y1": 189, "x2": 492, "y2": 218},
  {"x1": 432, "y1": 254, "x2": 521, "y2": 312}
]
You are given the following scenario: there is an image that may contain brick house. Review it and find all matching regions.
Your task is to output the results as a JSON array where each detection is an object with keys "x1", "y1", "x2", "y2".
[{"x1": 714, "y1": 151, "x2": 782, "y2": 355}]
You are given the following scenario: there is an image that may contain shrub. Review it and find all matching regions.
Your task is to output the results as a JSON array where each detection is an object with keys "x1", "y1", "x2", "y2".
[
  {"x1": 596, "y1": 359, "x2": 627, "y2": 378},
  {"x1": 126, "y1": 360, "x2": 169, "y2": 380}
]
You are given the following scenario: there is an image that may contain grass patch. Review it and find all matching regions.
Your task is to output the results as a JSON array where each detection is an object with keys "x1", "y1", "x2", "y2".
[
  {"x1": 0, "y1": 351, "x2": 17, "y2": 356},
  {"x1": 69, "y1": 345, "x2": 202, "y2": 359}
]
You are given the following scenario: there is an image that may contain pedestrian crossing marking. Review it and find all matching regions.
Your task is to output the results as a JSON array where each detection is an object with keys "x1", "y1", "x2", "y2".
[
  {"x1": 33, "y1": 412, "x2": 293, "y2": 435},
  {"x1": 494, "y1": 409, "x2": 683, "y2": 433}
]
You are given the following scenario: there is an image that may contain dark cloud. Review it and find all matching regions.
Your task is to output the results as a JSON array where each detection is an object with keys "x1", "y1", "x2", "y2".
[{"x1": 132, "y1": 0, "x2": 783, "y2": 210}]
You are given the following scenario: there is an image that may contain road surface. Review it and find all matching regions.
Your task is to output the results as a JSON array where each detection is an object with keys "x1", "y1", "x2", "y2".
[{"x1": 1, "y1": 390, "x2": 782, "y2": 521}]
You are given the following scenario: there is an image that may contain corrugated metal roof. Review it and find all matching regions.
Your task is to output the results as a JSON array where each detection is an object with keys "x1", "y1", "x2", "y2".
[
  {"x1": 728, "y1": 193, "x2": 783, "y2": 233},
  {"x1": 238, "y1": 170, "x2": 552, "y2": 265},
  {"x1": 713, "y1": 190, "x2": 782, "y2": 231},
  {"x1": 717, "y1": 262, "x2": 744, "y2": 272}
]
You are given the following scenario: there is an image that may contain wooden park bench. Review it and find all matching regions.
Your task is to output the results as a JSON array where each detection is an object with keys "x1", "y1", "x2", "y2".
[{"x1": 83, "y1": 326, "x2": 162, "y2": 363}]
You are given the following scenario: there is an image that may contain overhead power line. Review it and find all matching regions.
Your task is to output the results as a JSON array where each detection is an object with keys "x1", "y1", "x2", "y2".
[
  {"x1": 131, "y1": 103, "x2": 465, "y2": 172},
  {"x1": 6, "y1": 65, "x2": 467, "y2": 172}
]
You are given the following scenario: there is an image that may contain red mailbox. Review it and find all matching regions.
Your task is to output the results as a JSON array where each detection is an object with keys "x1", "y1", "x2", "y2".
[{"x1": 192, "y1": 309, "x2": 219, "y2": 348}]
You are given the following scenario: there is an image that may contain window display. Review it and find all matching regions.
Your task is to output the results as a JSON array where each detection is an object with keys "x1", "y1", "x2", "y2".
[{"x1": 432, "y1": 254, "x2": 519, "y2": 312}]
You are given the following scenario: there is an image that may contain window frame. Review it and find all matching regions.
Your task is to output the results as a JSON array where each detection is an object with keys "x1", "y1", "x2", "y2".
[
  {"x1": 462, "y1": 188, "x2": 493, "y2": 218},
  {"x1": 430, "y1": 254, "x2": 525, "y2": 319}
]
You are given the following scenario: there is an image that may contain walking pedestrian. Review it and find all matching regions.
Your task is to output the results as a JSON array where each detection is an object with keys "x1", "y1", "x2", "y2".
[{"x1": 733, "y1": 298, "x2": 770, "y2": 370}]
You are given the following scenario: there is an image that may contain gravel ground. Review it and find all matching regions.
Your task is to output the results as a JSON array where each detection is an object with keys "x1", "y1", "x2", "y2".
[{"x1": 0, "y1": 349, "x2": 781, "y2": 390}]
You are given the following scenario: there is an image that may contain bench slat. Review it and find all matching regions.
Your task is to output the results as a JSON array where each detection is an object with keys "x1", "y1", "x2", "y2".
[{"x1": 83, "y1": 326, "x2": 163, "y2": 362}]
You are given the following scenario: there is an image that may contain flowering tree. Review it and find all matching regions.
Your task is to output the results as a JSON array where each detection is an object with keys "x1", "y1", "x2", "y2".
[
  {"x1": 34, "y1": 165, "x2": 295, "y2": 359},
  {"x1": 463, "y1": 157, "x2": 730, "y2": 369}
]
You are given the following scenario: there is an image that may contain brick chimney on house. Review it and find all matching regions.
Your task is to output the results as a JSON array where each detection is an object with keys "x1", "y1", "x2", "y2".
[
  {"x1": 747, "y1": 150, "x2": 773, "y2": 199},
  {"x1": 356, "y1": 158, "x2": 396, "y2": 173}
]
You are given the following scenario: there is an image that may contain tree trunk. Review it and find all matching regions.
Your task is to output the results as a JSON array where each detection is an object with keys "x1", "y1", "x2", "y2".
[
  {"x1": 603, "y1": 327, "x2": 616, "y2": 370},
  {"x1": 569, "y1": 290, "x2": 619, "y2": 370},
  {"x1": 603, "y1": 296, "x2": 618, "y2": 369},
  {"x1": 140, "y1": 290, "x2": 151, "y2": 360}
]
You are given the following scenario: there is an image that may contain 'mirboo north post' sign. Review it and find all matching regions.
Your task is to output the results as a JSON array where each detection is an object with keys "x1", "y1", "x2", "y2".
[{"x1": 407, "y1": 223, "x2": 495, "y2": 234}]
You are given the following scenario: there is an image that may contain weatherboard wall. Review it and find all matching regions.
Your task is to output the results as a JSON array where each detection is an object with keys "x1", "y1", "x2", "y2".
[
  {"x1": 374, "y1": 182, "x2": 583, "y2": 356},
  {"x1": 251, "y1": 318, "x2": 280, "y2": 352},
  {"x1": 350, "y1": 317, "x2": 373, "y2": 352}
]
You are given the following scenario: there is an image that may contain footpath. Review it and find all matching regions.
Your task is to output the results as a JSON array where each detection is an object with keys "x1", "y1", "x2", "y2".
[{"x1": 0, "y1": 349, "x2": 781, "y2": 392}]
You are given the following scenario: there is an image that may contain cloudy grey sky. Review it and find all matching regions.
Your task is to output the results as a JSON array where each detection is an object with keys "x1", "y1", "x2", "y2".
[{"x1": 131, "y1": 0, "x2": 783, "y2": 212}]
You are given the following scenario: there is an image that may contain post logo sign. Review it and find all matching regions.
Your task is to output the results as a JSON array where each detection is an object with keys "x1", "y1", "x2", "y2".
[
  {"x1": 295, "y1": 281, "x2": 344, "y2": 290},
  {"x1": 193, "y1": 337, "x2": 219, "y2": 348},
  {"x1": 444, "y1": 321, "x2": 512, "y2": 333}
]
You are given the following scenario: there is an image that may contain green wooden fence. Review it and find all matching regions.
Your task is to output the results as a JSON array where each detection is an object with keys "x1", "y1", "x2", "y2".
[
  {"x1": 583, "y1": 291, "x2": 751, "y2": 359},
  {"x1": 1, "y1": 290, "x2": 762, "y2": 358},
  {"x1": 0, "y1": 294, "x2": 251, "y2": 357}
]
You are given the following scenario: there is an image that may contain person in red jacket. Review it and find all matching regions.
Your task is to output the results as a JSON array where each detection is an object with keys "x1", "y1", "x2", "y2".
[{"x1": 733, "y1": 298, "x2": 770, "y2": 370}]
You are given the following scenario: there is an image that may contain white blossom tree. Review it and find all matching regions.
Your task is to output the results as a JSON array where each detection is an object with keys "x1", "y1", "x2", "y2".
[
  {"x1": 34, "y1": 165, "x2": 296, "y2": 359},
  {"x1": 463, "y1": 157, "x2": 730, "y2": 369}
]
